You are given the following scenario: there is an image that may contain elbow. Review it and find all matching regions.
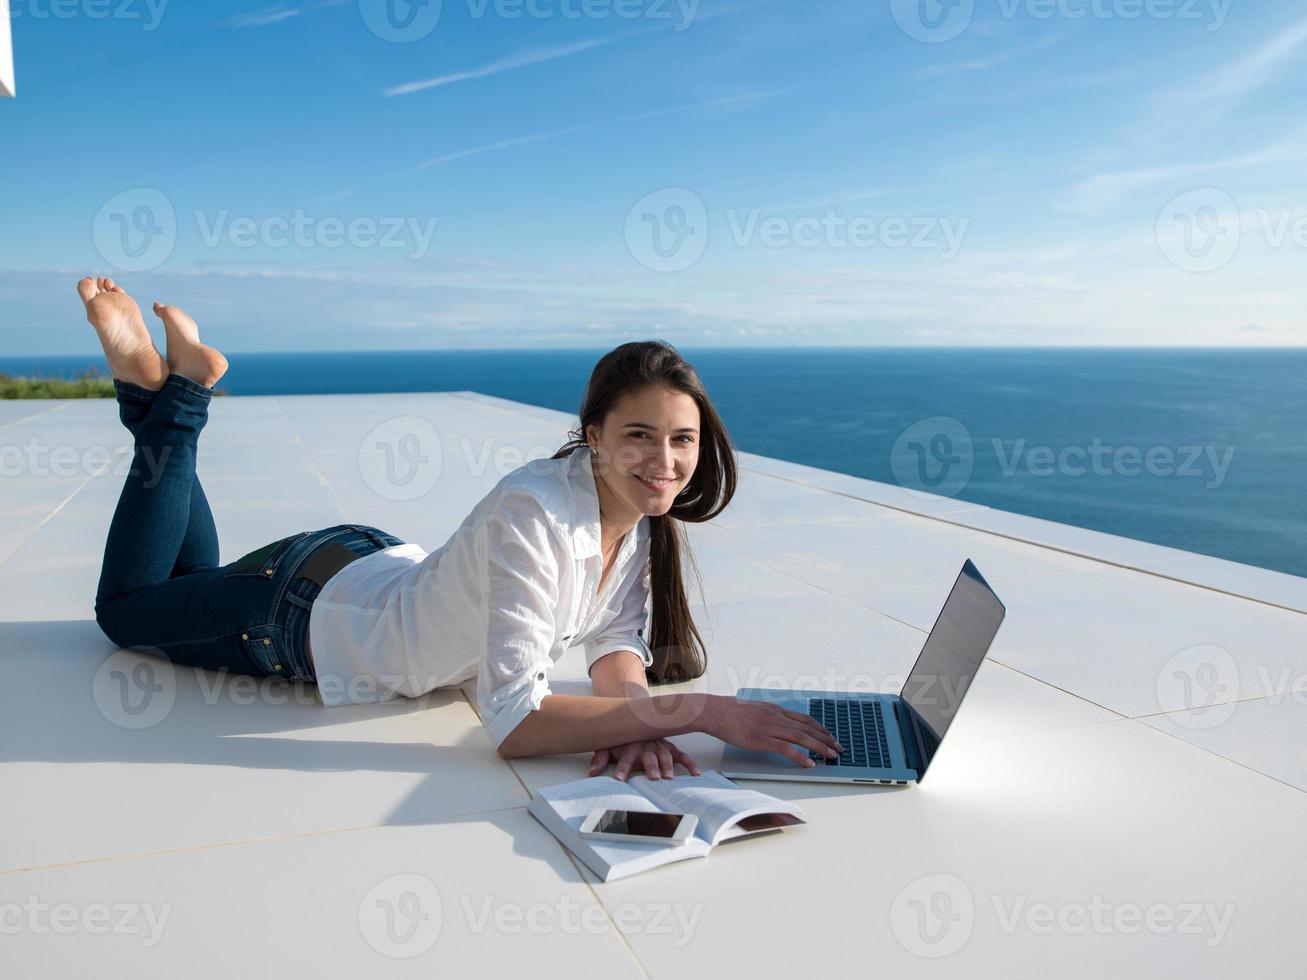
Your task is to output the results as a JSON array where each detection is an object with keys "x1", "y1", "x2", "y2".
[{"x1": 494, "y1": 718, "x2": 533, "y2": 759}]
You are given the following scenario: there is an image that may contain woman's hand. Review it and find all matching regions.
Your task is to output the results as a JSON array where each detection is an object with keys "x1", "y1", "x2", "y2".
[
  {"x1": 587, "y1": 738, "x2": 702, "y2": 781},
  {"x1": 705, "y1": 695, "x2": 843, "y2": 768}
]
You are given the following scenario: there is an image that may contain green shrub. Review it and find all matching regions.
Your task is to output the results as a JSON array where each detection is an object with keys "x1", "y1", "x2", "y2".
[{"x1": 0, "y1": 370, "x2": 226, "y2": 398}]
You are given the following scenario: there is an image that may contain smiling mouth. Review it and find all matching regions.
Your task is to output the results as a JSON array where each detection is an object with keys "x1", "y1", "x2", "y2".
[{"x1": 635, "y1": 474, "x2": 675, "y2": 491}]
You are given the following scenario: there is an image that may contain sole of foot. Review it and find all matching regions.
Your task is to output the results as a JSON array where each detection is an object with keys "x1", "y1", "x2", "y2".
[
  {"x1": 77, "y1": 277, "x2": 169, "y2": 391},
  {"x1": 153, "y1": 303, "x2": 229, "y2": 390}
]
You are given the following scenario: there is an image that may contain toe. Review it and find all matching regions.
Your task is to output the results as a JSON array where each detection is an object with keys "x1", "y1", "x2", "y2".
[{"x1": 77, "y1": 278, "x2": 99, "y2": 302}]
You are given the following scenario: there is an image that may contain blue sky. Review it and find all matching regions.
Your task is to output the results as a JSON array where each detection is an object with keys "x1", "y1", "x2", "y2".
[{"x1": 2, "y1": 0, "x2": 1305, "y2": 353}]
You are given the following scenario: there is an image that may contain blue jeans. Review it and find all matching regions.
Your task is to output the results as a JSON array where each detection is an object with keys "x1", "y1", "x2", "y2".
[{"x1": 94, "y1": 375, "x2": 406, "y2": 681}]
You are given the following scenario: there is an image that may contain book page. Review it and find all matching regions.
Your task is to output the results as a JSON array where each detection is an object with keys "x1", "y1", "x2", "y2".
[
  {"x1": 531, "y1": 776, "x2": 709, "y2": 880},
  {"x1": 534, "y1": 776, "x2": 662, "y2": 831},
  {"x1": 627, "y1": 771, "x2": 807, "y2": 846}
]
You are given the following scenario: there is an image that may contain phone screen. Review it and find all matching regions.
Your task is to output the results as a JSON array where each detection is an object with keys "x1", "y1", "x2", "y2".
[{"x1": 592, "y1": 810, "x2": 685, "y2": 838}]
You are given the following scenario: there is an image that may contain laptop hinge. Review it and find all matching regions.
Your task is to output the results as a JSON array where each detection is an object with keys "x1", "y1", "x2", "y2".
[{"x1": 894, "y1": 699, "x2": 925, "y2": 778}]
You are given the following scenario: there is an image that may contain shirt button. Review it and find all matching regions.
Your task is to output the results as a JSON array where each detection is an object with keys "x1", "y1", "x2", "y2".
[{"x1": 537, "y1": 672, "x2": 545, "y2": 681}]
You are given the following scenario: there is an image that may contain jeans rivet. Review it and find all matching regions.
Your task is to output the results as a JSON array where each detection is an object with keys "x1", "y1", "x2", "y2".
[
  {"x1": 273, "y1": 664, "x2": 282, "y2": 671},
  {"x1": 263, "y1": 638, "x2": 271, "y2": 646},
  {"x1": 264, "y1": 569, "x2": 273, "y2": 576},
  {"x1": 241, "y1": 633, "x2": 248, "y2": 640}
]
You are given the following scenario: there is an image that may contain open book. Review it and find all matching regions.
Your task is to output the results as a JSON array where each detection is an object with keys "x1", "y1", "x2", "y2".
[{"x1": 527, "y1": 770, "x2": 807, "y2": 882}]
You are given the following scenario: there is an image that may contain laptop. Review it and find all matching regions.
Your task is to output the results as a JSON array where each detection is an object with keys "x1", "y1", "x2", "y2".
[{"x1": 721, "y1": 560, "x2": 1006, "y2": 785}]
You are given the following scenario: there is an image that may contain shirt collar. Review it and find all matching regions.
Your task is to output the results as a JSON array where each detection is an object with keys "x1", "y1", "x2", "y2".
[{"x1": 569, "y1": 444, "x2": 650, "y2": 559}]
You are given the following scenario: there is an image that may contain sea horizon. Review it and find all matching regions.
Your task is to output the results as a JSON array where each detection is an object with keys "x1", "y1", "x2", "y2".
[{"x1": 4, "y1": 347, "x2": 1303, "y2": 580}]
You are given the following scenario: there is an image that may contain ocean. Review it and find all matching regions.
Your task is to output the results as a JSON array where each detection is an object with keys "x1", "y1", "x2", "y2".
[{"x1": 3, "y1": 348, "x2": 1303, "y2": 579}]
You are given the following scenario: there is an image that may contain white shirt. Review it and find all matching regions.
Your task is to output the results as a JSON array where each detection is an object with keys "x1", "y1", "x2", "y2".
[{"x1": 307, "y1": 444, "x2": 654, "y2": 750}]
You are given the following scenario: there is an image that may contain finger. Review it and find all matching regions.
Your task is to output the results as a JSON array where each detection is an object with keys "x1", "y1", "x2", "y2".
[
  {"x1": 655, "y1": 743, "x2": 674, "y2": 778},
  {"x1": 762, "y1": 737, "x2": 817, "y2": 768},
  {"x1": 641, "y1": 749, "x2": 662, "y2": 780},
  {"x1": 587, "y1": 749, "x2": 610, "y2": 775},
  {"x1": 776, "y1": 704, "x2": 839, "y2": 737},
  {"x1": 614, "y1": 744, "x2": 640, "y2": 781},
  {"x1": 776, "y1": 710, "x2": 842, "y2": 751},
  {"x1": 670, "y1": 745, "x2": 702, "y2": 775},
  {"x1": 773, "y1": 725, "x2": 838, "y2": 758}
]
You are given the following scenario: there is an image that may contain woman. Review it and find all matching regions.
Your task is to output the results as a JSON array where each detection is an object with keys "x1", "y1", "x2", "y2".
[{"x1": 79, "y1": 277, "x2": 842, "y2": 781}]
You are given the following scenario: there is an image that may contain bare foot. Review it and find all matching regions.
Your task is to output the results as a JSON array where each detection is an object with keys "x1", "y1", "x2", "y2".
[
  {"x1": 77, "y1": 277, "x2": 169, "y2": 391},
  {"x1": 152, "y1": 302, "x2": 229, "y2": 389}
]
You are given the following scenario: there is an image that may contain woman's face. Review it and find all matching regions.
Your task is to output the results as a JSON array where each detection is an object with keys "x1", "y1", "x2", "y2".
[{"x1": 587, "y1": 385, "x2": 701, "y2": 518}]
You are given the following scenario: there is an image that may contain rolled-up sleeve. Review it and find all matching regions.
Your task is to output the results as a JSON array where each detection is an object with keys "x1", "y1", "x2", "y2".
[
  {"x1": 476, "y1": 493, "x2": 561, "y2": 751},
  {"x1": 584, "y1": 550, "x2": 654, "y2": 675}
]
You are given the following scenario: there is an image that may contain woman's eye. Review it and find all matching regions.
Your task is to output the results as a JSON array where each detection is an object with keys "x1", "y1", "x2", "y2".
[{"x1": 629, "y1": 432, "x2": 694, "y2": 444}]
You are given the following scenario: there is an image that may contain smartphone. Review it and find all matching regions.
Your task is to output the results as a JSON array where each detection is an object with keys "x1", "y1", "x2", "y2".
[{"x1": 578, "y1": 808, "x2": 699, "y2": 846}]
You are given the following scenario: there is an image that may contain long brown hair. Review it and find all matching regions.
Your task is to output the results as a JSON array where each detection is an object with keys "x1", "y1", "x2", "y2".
[{"x1": 551, "y1": 340, "x2": 737, "y2": 684}]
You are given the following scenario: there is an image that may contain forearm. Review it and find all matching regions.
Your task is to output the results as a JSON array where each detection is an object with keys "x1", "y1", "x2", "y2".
[{"x1": 497, "y1": 691, "x2": 716, "y2": 759}]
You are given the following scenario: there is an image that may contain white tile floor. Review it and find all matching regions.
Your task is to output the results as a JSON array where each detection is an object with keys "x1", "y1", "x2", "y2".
[{"x1": 2, "y1": 390, "x2": 1304, "y2": 978}]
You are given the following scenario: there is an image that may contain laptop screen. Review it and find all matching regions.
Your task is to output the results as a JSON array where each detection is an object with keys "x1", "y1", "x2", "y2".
[{"x1": 901, "y1": 560, "x2": 1006, "y2": 776}]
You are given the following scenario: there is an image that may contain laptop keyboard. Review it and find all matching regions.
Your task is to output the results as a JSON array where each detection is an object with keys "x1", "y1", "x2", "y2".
[{"x1": 807, "y1": 698, "x2": 891, "y2": 768}]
